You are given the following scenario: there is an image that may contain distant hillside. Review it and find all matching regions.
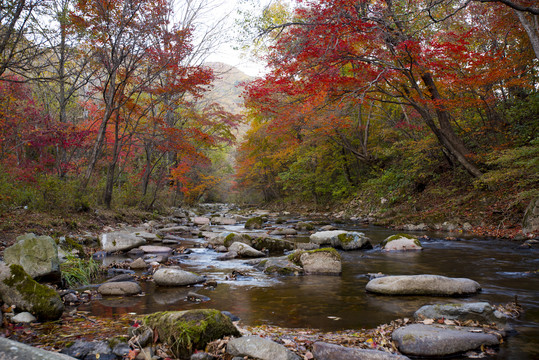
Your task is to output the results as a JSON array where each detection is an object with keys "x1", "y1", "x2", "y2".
[{"x1": 204, "y1": 62, "x2": 255, "y2": 115}]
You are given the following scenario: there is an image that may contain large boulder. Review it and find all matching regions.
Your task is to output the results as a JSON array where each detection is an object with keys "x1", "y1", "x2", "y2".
[
  {"x1": 381, "y1": 234, "x2": 422, "y2": 251},
  {"x1": 0, "y1": 263, "x2": 64, "y2": 321},
  {"x1": 153, "y1": 267, "x2": 205, "y2": 286},
  {"x1": 143, "y1": 309, "x2": 240, "y2": 359},
  {"x1": 3, "y1": 233, "x2": 60, "y2": 280},
  {"x1": 309, "y1": 231, "x2": 372, "y2": 250},
  {"x1": 228, "y1": 242, "x2": 266, "y2": 258},
  {"x1": 0, "y1": 337, "x2": 76, "y2": 360},
  {"x1": 227, "y1": 336, "x2": 301, "y2": 360},
  {"x1": 523, "y1": 197, "x2": 539, "y2": 234},
  {"x1": 414, "y1": 302, "x2": 508, "y2": 328},
  {"x1": 392, "y1": 324, "x2": 500, "y2": 357},
  {"x1": 99, "y1": 231, "x2": 146, "y2": 252},
  {"x1": 297, "y1": 248, "x2": 342, "y2": 275},
  {"x1": 366, "y1": 275, "x2": 481, "y2": 296},
  {"x1": 312, "y1": 342, "x2": 410, "y2": 360},
  {"x1": 98, "y1": 281, "x2": 142, "y2": 296}
]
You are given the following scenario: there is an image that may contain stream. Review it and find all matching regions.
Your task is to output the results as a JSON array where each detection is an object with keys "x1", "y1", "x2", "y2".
[{"x1": 79, "y1": 216, "x2": 539, "y2": 360}]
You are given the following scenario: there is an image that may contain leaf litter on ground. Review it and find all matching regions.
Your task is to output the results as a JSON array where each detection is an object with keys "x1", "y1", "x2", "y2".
[{"x1": 3, "y1": 302, "x2": 521, "y2": 359}]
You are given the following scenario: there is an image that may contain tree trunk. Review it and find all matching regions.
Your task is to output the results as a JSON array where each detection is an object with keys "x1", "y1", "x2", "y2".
[
  {"x1": 103, "y1": 119, "x2": 120, "y2": 208},
  {"x1": 419, "y1": 71, "x2": 483, "y2": 178},
  {"x1": 514, "y1": 11, "x2": 539, "y2": 59}
]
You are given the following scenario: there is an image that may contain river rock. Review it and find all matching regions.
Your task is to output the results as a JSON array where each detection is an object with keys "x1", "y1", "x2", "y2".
[
  {"x1": 61, "y1": 340, "x2": 112, "y2": 359},
  {"x1": 381, "y1": 234, "x2": 422, "y2": 251},
  {"x1": 392, "y1": 324, "x2": 500, "y2": 357},
  {"x1": 130, "y1": 257, "x2": 148, "y2": 269},
  {"x1": 98, "y1": 281, "x2": 142, "y2": 296},
  {"x1": 216, "y1": 251, "x2": 238, "y2": 260},
  {"x1": 251, "y1": 235, "x2": 295, "y2": 252},
  {"x1": 299, "y1": 248, "x2": 342, "y2": 275},
  {"x1": 11, "y1": 312, "x2": 37, "y2": 323},
  {"x1": 227, "y1": 336, "x2": 301, "y2": 360},
  {"x1": 295, "y1": 222, "x2": 315, "y2": 231},
  {"x1": 3, "y1": 233, "x2": 61, "y2": 280},
  {"x1": 99, "y1": 231, "x2": 146, "y2": 252},
  {"x1": 132, "y1": 231, "x2": 159, "y2": 242},
  {"x1": 144, "y1": 309, "x2": 240, "y2": 358},
  {"x1": 296, "y1": 242, "x2": 320, "y2": 250},
  {"x1": 153, "y1": 267, "x2": 205, "y2": 286},
  {"x1": 245, "y1": 216, "x2": 264, "y2": 229},
  {"x1": 366, "y1": 275, "x2": 481, "y2": 296},
  {"x1": 312, "y1": 341, "x2": 410, "y2": 360},
  {"x1": 228, "y1": 242, "x2": 266, "y2": 258},
  {"x1": 270, "y1": 228, "x2": 298, "y2": 236},
  {"x1": 257, "y1": 257, "x2": 303, "y2": 275},
  {"x1": 0, "y1": 337, "x2": 77, "y2": 359},
  {"x1": 0, "y1": 263, "x2": 64, "y2": 321},
  {"x1": 310, "y1": 231, "x2": 372, "y2": 250},
  {"x1": 138, "y1": 245, "x2": 172, "y2": 254},
  {"x1": 320, "y1": 225, "x2": 337, "y2": 231},
  {"x1": 414, "y1": 302, "x2": 508, "y2": 328},
  {"x1": 523, "y1": 197, "x2": 539, "y2": 234},
  {"x1": 158, "y1": 225, "x2": 191, "y2": 234},
  {"x1": 193, "y1": 217, "x2": 210, "y2": 225},
  {"x1": 212, "y1": 217, "x2": 237, "y2": 225}
]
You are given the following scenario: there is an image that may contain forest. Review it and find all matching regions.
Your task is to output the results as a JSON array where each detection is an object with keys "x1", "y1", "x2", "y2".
[{"x1": 0, "y1": 0, "x2": 538, "y2": 230}]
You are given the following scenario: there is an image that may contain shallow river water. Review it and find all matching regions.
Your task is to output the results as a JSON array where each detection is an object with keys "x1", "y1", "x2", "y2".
[{"x1": 80, "y1": 221, "x2": 539, "y2": 360}]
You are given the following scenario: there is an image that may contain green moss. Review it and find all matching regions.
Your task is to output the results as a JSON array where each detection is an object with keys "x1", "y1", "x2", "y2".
[
  {"x1": 265, "y1": 265, "x2": 295, "y2": 275},
  {"x1": 3, "y1": 264, "x2": 63, "y2": 320},
  {"x1": 108, "y1": 337, "x2": 127, "y2": 349},
  {"x1": 338, "y1": 233, "x2": 354, "y2": 245},
  {"x1": 224, "y1": 233, "x2": 236, "y2": 247},
  {"x1": 143, "y1": 309, "x2": 240, "y2": 358},
  {"x1": 251, "y1": 236, "x2": 294, "y2": 252},
  {"x1": 63, "y1": 236, "x2": 85, "y2": 256}
]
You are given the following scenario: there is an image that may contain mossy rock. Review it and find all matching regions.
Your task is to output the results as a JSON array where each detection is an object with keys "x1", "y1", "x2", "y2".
[
  {"x1": 0, "y1": 264, "x2": 64, "y2": 321},
  {"x1": 245, "y1": 217, "x2": 264, "y2": 230},
  {"x1": 223, "y1": 233, "x2": 252, "y2": 248},
  {"x1": 381, "y1": 234, "x2": 422, "y2": 250},
  {"x1": 251, "y1": 236, "x2": 295, "y2": 253},
  {"x1": 288, "y1": 247, "x2": 341, "y2": 266},
  {"x1": 295, "y1": 222, "x2": 315, "y2": 231},
  {"x1": 4, "y1": 233, "x2": 61, "y2": 280},
  {"x1": 143, "y1": 309, "x2": 240, "y2": 358}
]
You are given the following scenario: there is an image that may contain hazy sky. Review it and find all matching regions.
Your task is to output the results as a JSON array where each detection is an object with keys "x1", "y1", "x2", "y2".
[{"x1": 197, "y1": 0, "x2": 270, "y2": 77}]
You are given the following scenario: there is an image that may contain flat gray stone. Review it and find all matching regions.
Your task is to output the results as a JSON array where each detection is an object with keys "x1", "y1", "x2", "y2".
[
  {"x1": 227, "y1": 336, "x2": 300, "y2": 360},
  {"x1": 99, "y1": 231, "x2": 146, "y2": 252},
  {"x1": 138, "y1": 245, "x2": 172, "y2": 253},
  {"x1": 98, "y1": 281, "x2": 142, "y2": 296},
  {"x1": 414, "y1": 302, "x2": 508, "y2": 328},
  {"x1": 366, "y1": 275, "x2": 480, "y2": 296},
  {"x1": 0, "y1": 337, "x2": 76, "y2": 359},
  {"x1": 153, "y1": 267, "x2": 205, "y2": 286},
  {"x1": 313, "y1": 341, "x2": 409, "y2": 359},
  {"x1": 392, "y1": 324, "x2": 500, "y2": 356},
  {"x1": 309, "y1": 231, "x2": 372, "y2": 250}
]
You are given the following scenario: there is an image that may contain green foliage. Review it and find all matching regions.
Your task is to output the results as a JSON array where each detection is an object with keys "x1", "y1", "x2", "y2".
[
  {"x1": 478, "y1": 137, "x2": 539, "y2": 196},
  {"x1": 60, "y1": 254, "x2": 102, "y2": 288}
]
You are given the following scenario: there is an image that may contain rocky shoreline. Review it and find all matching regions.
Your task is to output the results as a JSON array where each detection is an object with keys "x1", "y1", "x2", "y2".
[{"x1": 0, "y1": 204, "x2": 536, "y2": 359}]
